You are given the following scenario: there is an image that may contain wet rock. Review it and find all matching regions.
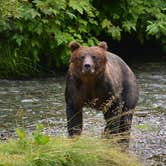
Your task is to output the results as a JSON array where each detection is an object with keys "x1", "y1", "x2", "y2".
[{"x1": 134, "y1": 111, "x2": 148, "y2": 117}]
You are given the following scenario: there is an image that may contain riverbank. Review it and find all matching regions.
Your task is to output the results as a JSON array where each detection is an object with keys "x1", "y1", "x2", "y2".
[{"x1": 0, "y1": 135, "x2": 141, "y2": 166}]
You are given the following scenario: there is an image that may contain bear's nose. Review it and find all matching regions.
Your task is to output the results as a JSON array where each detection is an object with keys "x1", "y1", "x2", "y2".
[{"x1": 84, "y1": 64, "x2": 91, "y2": 69}]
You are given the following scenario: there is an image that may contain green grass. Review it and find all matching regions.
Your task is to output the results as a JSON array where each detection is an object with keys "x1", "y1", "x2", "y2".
[
  {"x1": 0, "y1": 136, "x2": 141, "y2": 166},
  {"x1": 134, "y1": 124, "x2": 158, "y2": 132}
]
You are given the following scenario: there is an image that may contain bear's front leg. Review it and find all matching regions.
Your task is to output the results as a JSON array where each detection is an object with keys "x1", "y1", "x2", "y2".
[
  {"x1": 66, "y1": 103, "x2": 83, "y2": 137},
  {"x1": 103, "y1": 101, "x2": 121, "y2": 135},
  {"x1": 103, "y1": 106, "x2": 121, "y2": 135}
]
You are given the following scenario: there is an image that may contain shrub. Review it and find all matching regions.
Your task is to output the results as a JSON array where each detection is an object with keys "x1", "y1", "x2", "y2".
[{"x1": 0, "y1": 0, "x2": 165, "y2": 77}]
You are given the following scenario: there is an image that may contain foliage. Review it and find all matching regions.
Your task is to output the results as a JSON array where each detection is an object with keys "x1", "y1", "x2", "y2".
[
  {"x1": 0, "y1": 0, "x2": 99, "y2": 77},
  {"x1": 0, "y1": 0, "x2": 166, "y2": 78},
  {"x1": 0, "y1": 127, "x2": 141, "y2": 166},
  {"x1": 0, "y1": 0, "x2": 18, "y2": 18},
  {"x1": 93, "y1": 0, "x2": 166, "y2": 42}
]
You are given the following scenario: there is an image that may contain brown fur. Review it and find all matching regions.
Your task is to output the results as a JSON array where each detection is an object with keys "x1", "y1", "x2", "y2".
[
  {"x1": 65, "y1": 41, "x2": 139, "y2": 139},
  {"x1": 69, "y1": 46, "x2": 107, "y2": 79}
]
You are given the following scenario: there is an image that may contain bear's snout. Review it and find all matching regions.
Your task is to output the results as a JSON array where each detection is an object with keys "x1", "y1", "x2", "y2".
[
  {"x1": 82, "y1": 56, "x2": 95, "y2": 74},
  {"x1": 84, "y1": 64, "x2": 91, "y2": 70},
  {"x1": 82, "y1": 63, "x2": 95, "y2": 74}
]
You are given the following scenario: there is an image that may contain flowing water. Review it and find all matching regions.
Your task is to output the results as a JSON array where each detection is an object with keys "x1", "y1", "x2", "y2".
[{"x1": 0, "y1": 62, "x2": 166, "y2": 165}]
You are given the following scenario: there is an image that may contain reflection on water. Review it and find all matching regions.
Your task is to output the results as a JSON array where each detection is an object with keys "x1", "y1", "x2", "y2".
[{"x1": 0, "y1": 62, "x2": 166, "y2": 165}]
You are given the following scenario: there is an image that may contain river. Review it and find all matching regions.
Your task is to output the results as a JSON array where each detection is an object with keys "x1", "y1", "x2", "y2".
[{"x1": 0, "y1": 62, "x2": 166, "y2": 165}]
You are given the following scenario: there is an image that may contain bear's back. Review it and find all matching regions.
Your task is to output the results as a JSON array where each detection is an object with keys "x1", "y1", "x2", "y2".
[{"x1": 105, "y1": 52, "x2": 139, "y2": 109}]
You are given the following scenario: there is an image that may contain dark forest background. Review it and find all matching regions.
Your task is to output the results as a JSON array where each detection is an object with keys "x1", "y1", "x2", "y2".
[{"x1": 0, "y1": 0, "x2": 166, "y2": 78}]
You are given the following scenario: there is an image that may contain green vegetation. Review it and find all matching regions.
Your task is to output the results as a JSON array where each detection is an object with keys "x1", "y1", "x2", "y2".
[
  {"x1": 134, "y1": 124, "x2": 158, "y2": 132},
  {"x1": 0, "y1": 0, "x2": 166, "y2": 78},
  {"x1": 0, "y1": 125, "x2": 141, "y2": 166}
]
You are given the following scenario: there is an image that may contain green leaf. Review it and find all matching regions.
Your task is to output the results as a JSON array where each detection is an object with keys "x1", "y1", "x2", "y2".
[
  {"x1": 108, "y1": 26, "x2": 121, "y2": 41},
  {"x1": 101, "y1": 19, "x2": 112, "y2": 29},
  {"x1": 12, "y1": 35, "x2": 24, "y2": 46},
  {"x1": 20, "y1": 8, "x2": 40, "y2": 20},
  {"x1": 33, "y1": 124, "x2": 49, "y2": 145},
  {"x1": 16, "y1": 128, "x2": 26, "y2": 140},
  {"x1": 87, "y1": 37, "x2": 98, "y2": 46},
  {"x1": 159, "y1": 23, "x2": 166, "y2": 34},
  {"x1": 66, "y1": 11, "x2": 77, "y2": 19},
  {"x1": 122, "y1": 21, "x2": 136, "y2": 32},
  {"x1": 146, "y1": 22, "x2": 159, "y2": 36},
  {"x1": 36, "y1": 124, "x2": 44, "y2": 132},
  {"x1": 31, "y1": 40, "x2": 40, "y2": 47},
  {"x1": 34, "y1": 134, "x2": 49, "y2": 145},
  {"x1": 69, "y1": 0, "x2": 83, "y2": 14}
]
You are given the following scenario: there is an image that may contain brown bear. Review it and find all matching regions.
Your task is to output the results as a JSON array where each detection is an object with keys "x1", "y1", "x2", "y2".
[{"x1": 65, "y1": 41, "x2": 139, "y2": 140}]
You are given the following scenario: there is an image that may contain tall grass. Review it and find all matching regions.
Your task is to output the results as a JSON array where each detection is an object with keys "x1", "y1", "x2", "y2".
[{"x1": 0, "y1": 135, "x2": 141, "y2": 166}]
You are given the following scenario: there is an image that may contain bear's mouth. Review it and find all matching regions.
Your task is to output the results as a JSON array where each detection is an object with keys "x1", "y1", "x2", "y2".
[{"x1": 82, "y1": 68, "x2": 95, "y2": 74}]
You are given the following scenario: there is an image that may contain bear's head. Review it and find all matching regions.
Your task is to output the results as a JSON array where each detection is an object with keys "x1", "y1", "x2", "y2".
[{"x1": 69, "y1": 41, "x2": 108, "y2": 78}]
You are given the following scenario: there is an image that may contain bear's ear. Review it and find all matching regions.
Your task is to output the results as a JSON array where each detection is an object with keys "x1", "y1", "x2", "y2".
[
  {"x1": 69, "y1": 41, "x2": 80, "y2": 52},
  {"x1": 98, "y1": 41, "x2": 108, "y2": 50}
]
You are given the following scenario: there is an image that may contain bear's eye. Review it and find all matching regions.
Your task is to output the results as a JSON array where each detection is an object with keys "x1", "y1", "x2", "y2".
[
  {"x1": 92, "y1": 55, "x2": 97, "y2": 60},
  {"x1": 80, "y1": 55, "x2": 85, "y2": 61}
]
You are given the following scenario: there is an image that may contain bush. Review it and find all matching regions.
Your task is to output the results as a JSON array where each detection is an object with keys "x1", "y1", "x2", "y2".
[
  {"x1": 0, "y1": 0, "x2": 99, "y2": 77},
  {"x1": 0, "y1": 0, "x2": 165, "y2": 78}
]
